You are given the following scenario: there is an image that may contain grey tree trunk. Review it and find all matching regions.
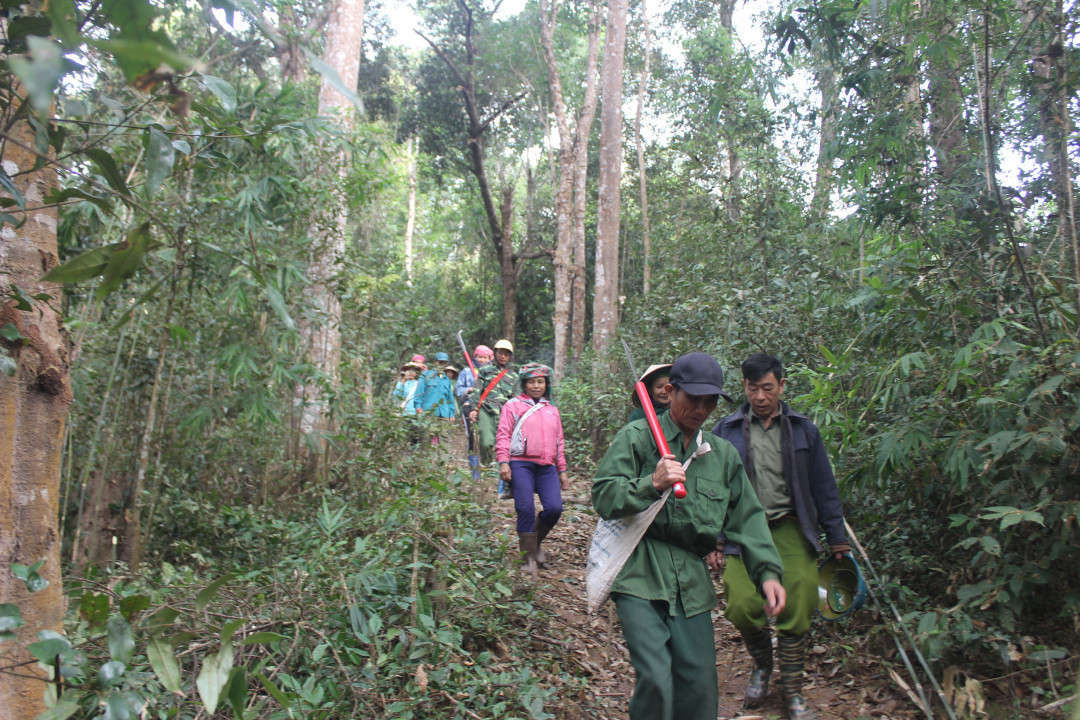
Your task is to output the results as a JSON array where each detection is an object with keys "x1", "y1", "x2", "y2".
[
  {"x1": 592, "y1": 0, "x2": 628, "y2": 362},
  {"x1": 295, "y1": 0, "x2": 365, "y2": 481}
]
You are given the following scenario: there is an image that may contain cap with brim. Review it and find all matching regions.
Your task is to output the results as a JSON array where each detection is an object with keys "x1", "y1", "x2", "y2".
[
  {"x1": 401, "y1": 361, "x2": 423, "y2": 371},
  {"x1": 444, "y1": 365, "x2": 459, "y2": 376},
  {"x1": 669, "y1": 352, "x2": 734, "y2": 402},
  {"x1": 630, "y1": 363, "x2": 673, "y2": 407}
]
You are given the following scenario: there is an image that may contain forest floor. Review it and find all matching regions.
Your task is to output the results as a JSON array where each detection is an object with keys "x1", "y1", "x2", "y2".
[{"x1": 475, "y1": 463, "x2": 925, "y2": 720}]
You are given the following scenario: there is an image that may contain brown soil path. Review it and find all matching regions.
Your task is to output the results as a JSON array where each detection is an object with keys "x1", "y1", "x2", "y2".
[{"x1": 480, "y1": 467, "x2": 923, "y2": 720}]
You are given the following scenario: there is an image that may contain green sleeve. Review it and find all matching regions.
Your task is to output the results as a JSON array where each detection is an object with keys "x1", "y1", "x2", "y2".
[
  {"x1": 721, "y1": 460, "x2": 783, "y2": 590},
  {"x1": 592, "y1": 425, "x2": 663, "y2": 519}
]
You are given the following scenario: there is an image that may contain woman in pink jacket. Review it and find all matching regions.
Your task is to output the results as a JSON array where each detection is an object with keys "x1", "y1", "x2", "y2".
[{"x1": 496, "y1": 363, "x2": 568, "y2": 576}]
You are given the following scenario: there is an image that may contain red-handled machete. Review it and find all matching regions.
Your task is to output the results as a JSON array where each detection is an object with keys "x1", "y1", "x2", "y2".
[
  {"x1": 456, "y1": 330, "x2": 477, "y2": 375},
  {"x1": 622, "y1": 340, "x2": 686, "y2": 499}
]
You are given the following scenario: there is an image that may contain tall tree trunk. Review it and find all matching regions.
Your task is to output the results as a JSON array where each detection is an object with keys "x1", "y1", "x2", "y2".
[
  {"x1": 592, "y1": 0, "x2": 628, "y2": 361},
  {"x1": 0, "y1": 89, "x2": 70, "y2": 720},
  {"x1": 296, "y1": 0, "x2": 365, "y2": 481},
  {"x1": 635, "y1": 0, "x2": 652, "y2": 296},
  {"x1": 719, "y1": 0, "x2": 741, "y2": 220},
  {"x1": 571, "y1": 0, "x2": 602, "y2": 361},
  {"x1": 926, "y1": 10, "x2": 965, "y2": 186},
  {"x1": 811, "y1": 63, "x2": 839, "y2": 221},
  {"x1": 404, "y1": 137, "x2": 417, "y2": 285},
  {"x1": 540, "y1": 0, "x2": 578, "y2": 380},
  {"x1": 499, "y1": 184, "x2": 517, "y2": 343},
  {"x1": 125, "y1": 245, "x2": 183, "y2": 568}
]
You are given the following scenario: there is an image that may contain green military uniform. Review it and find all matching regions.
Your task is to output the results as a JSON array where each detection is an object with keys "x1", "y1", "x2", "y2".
[
  {"x1": 466, "y1": 362, "x2": 518, "y2": 464},
  {"x1": 592, "y1": 412, "x2": 783, "y2": 720}
]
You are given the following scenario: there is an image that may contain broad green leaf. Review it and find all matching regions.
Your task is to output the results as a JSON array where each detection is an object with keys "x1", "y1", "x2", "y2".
[
  {"x1": 104, "y1": 691, "x2": 133, "y2": 720},
  {"x1": 90, "y1": 38, "x2": 194, "y2": 83},
  {"x1": 28, "y1": 637, "x2": 68, "y2": 665},
  {"x1": 145, "y1": 127, "x2": 175, "y2": 195},
  {"x1": 35, "y1": 698, "x2": 80, "y2": 720},
  {"x1": 84, "y1": 148, "x2": 130, "y2": 197},
  {"x1": 43, "y1": 187, "x2": 113, "y2": 213},
  {"x1": 201, "y1": 75, "x2": 236, "y2": 113},
  {"x1": 41, "y1": 246, "x2": 112, "y2": 284},
  {"x1": 1, "y1": 323, "x2": 23, "y2": 342},
  {"x1": 255, "y1": 671, "x2": 293, "y2": 709},
  {"x1": 242, "y1": 631, "x2": 288, "y2": 645},
  {"x1": 45, "y1": 0, "x2": 80, "y2": 47},
  {"x1": 196, "y1": 573, "x2": 235, "y2": 612},
  {"x1": 0, "y1": 354, "x2": 15, "y2": 377},
  {"x1": 118, "y1": 594, "x2": 150, "y2": 621},
  {"x1": 224, "y1": 665, "x2": 247, "y2": 717},
  {"x1": 12, "y1": 561, "x2": 49, "y2": 592},
  {"x1": 6, "y1": 16, "x2": 53, "y2": 53},
  {"x1": 78, "y1": 592, "x2": 110, "y2": 630},
  {"x1": 172, "y1": 139, "x2": 192, "y2": 155},
  {"x1": 107, "y1": 615, "x2": 135, "y2": 663},
  {"x1": 143, "y1": 605, "x2": 179, "y2": 634},
  {"x1": 0, "y1": 167, "x2": 26, "y2": 208},
  {"x1": 146, "y1": 636, "x2": 182, "y2": 693},
  {"x1": 8, "y1": 36, "x2": 66, "y2": 113},
  {"x1": 263, "y1": 282, "x2": 295, "y2": 331},
  {"x1": 221, "y1": 619, "x2": 243, "y2": 648},
  {"x1": 98, "y1": 660, "x2": 126, "y2": 686},
  {"x1": 196, "y1": 646, "x2": 234, "y2": 714},
  {"x1": 96, "y1": 223, "x2": 156, "y2": 300},
  {"x1": 0, "y1": 603, "x2": 24, "y2": 639},
  {"x1": 305, "y1": 48, "x2": 362, "y2": 110}
]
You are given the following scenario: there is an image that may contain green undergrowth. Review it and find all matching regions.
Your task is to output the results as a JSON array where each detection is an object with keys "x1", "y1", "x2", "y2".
[{"x1": 18, "y1": 431, "x2": 581, "y2": 719}]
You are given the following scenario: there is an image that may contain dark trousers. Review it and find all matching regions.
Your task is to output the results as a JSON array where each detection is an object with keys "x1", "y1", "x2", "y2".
[
  {"x1": 613, "y1": 593, "x2": 718, "y2": 720},
  {"x1": 508, "y1": 460, "x2": 562, "y2": 533}
]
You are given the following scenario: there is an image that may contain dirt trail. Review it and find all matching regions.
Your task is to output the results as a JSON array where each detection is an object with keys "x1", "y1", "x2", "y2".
[{"x1": 479, "y1": 467, "x2": 921, "y2": 720}]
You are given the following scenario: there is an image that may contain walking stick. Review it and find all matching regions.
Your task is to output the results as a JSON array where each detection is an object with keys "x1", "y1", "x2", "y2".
[
  {"x1": 456, "y1": 330, "x2": 481, "y2": 483},
  {"x1": 620, "y1": 339, "x2": 686, "y2": 498}
]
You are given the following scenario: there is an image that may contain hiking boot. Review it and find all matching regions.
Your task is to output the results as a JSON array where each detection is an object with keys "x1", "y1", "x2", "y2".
[
  {"x1": 742, "y1": 626, "x2": 773, "y2": 708},
  {"x1": 778, "y1": 633, "x2": 815, "y2": 720},
  {"x1": 518, "y1": 532, "x2": 539, "y2": 577},
  {"x1": 783, "y1": 693, "x2": 817, "y2": 720},
  {"x1": 535, "y1": 512, "x2": 554, "y2": 567}
]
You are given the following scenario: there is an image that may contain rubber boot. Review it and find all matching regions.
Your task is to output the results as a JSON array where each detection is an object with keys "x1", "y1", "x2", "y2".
[
  {"x1": 778, "y1": 633, "x2": 816, "y2": 720},
  {"x1": 535, "y1": 512, "x2": 554, "y2": 567},
  {"x1": 518, "y1": 532, "x2": 539, "y2": 577},
  {"x1": 742, "y1": 626, "x2": 773, "y2": 709}
]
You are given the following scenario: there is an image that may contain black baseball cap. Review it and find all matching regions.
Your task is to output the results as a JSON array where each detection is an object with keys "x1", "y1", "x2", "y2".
[{"x1": 669, "y1": 352, "x2": 733, "y2": 401}]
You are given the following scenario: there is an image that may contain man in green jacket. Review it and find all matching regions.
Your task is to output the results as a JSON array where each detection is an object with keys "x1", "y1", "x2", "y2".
[
  {"x1": 593, "y1": 352, "x2": 786, "y2": 720},
  {"x1": 465, "y1": 338, "x2": 518, "y2": 496}
]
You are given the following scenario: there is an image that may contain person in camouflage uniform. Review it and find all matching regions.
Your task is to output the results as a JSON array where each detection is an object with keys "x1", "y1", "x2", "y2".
[{"x1": 465, "y1": 338, "x2": 518, "y2": 497}]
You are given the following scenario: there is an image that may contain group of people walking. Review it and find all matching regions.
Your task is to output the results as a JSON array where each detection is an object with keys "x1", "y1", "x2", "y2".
[
  {"x1": 397, "y1": 338, "x2": 570, "y2": 578},
  {"x1": 394, "y1": 341, "x2": 849, "y2": 720}
]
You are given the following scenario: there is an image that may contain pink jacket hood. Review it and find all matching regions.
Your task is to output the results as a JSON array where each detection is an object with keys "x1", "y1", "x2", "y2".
[{"x1": 495, "y1": 394, "x2": 567, "y2": 471}]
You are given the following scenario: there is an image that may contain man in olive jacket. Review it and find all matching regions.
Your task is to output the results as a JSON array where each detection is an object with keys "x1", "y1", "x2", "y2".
[
  {"x1": 593, "y1": 352, "x2": 786, "y2": 720},
  {"x1": 712, "y1": 353, "x2": 850, "y2": 720}
]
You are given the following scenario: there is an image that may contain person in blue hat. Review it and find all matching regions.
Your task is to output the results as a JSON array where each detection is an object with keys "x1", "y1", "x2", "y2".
[
  {"x1": 712, "y1": 353, "x2": 851, "y2": 720},
  {"x1": 420, "y1": 351, "x2": 457, "y2": 421},
  {"x1": 593, "y1": 351, "x2": 786, "y2": 720}
]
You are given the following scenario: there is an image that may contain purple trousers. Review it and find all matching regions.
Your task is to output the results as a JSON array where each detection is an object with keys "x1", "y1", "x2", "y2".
[{"x1": 509, "y1": 460, "x2": 563, "y2": 533}]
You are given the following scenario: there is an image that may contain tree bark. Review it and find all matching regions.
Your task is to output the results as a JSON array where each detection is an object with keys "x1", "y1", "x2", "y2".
[
  {"x1": 404, "y1": 137, "x2": 417, "y2": 285},
  {"x1": 540, "y1": 0, "x2": 578, "y2": 380},
  {"x1": 719, "y1": 0, "x2": 741, "y2": 221},
  {"x1": 499, "y1": 184, "x2": 517, "y2": 342},
  {"x1": 295, "y1": 0, "x2": 365, "y2": 481},
  {"x1": 592, "y1": 0, "x2": 628, "y2": 361},
  {"x1": 0, "y1": 86, "x2": 70, "y2": 720},
  {"x1": 635, "y1": 0, "x2": 652, "y2": 296},
  {"x1": 811, "y1": 63, "x2": 839, "y2": 221},
  {"x1": 571, "y1": 0, "x2": 602, "y2": 361}
]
